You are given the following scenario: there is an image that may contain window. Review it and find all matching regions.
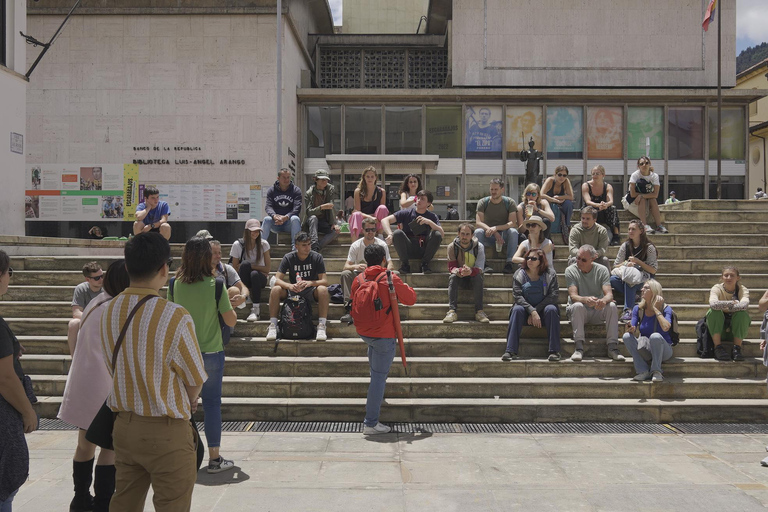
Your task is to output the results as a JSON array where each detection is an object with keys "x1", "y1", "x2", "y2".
[
  {"x1": 506, "y1": 107, "x2": 543, "y2": 159},
  {"x1": 709, "y1": 175, "x2": 744, "y2": 199},
  {"x1": 627, "y1": 107, "x2": 664, "y2": 160},
  {"x1": 385, "y1": 106, "x2": 421, "y2": 155},
  {"x1": 345, "y1": 106, "x2": 381, "y2": 154},
  {"x1": 708, "y1": 108, "x2": 745, "y2": 160},
  {"x1": 307, "y1": 106, "x2": 341, "y2": 158},
  {"x1": 668, "y1": 107, "x2": 703, "y2": 160},
  {"x1": 546, "y1": 107, "x2": 584, "y2": 159}
]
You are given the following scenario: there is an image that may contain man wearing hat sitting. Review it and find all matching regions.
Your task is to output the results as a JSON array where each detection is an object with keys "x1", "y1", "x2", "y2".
[
  {"x1": 303, "y1": 169, "x2": 339, "y2": 253},
  {"x1": 665, "y1": 191, "x2": 680, "y2": 204}
]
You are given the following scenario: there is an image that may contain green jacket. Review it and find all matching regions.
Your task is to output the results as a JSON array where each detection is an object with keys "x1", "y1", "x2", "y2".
[{"x1": 303, "y1": 183, "x2": 337, "y2": 228}]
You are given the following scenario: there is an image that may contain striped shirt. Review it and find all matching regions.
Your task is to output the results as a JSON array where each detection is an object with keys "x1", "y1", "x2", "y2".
[{"x1": 100, "y1": 287, "x2": 207, "y2": 419}]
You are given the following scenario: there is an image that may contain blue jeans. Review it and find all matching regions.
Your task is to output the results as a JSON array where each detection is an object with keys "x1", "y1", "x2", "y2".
[
  {"x1": 0, "y1": 489, "x2": 18, "y2": 512},
  {"x1": 262, "y1": 215, "x2": 301, "y2": 250},
  {"x1": 361, "y1": 336, "x2": 396, "y2": 427},
  {"x1": 610, "y1": 275, "x2": 643, "y2": 311},
  {"x1": 623, "y1": 332, "x2": 673, "y2": 374},
  {"x1": 201, "y1": 351, "x2": 225, "y2": 449},
  {"x1": 474, "y1": 227, "x2": 518, "y2": 262},
  {"x1": 505, "y1": 304, "x2": 561, "y2": 354},
  {"x1": 550, "y1": 200, "x2": 573, "y2": 234}
]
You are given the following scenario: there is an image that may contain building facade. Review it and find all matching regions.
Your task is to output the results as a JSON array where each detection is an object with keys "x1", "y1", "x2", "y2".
[{"x1": 736, "y1": 58, "x2": 768, "y2": 194}]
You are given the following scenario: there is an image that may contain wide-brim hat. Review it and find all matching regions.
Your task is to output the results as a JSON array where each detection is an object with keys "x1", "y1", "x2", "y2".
[
  {"x1": 245, "y1": 218, "x2": 262, "y2": 231},
  {"x1": 314, "y1": 169, "x2": 331, "y2": 181},
  {"x1": 524, "y1": 215, "x2": 547, "y2": 231}
]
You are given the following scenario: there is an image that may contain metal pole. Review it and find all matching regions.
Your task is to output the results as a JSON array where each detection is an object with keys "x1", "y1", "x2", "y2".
[
  {"x1": 277, "y1": 0, "x2": 282, "y2": 175},
  {"x1": 716, "y1": 0, "x2": 722, "y2": 199}
]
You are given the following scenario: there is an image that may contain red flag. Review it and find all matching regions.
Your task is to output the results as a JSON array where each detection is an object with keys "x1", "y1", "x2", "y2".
[{"x1": 702, "y1": 0, "x2": 717, "y2": 32}]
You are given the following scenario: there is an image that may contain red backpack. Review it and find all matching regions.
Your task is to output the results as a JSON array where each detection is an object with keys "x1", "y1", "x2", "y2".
[{"x1": 350, "y1": 272, "x2": 391, "y2": 331}]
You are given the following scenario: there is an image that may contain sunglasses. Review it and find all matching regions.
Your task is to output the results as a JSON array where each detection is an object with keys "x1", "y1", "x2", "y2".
[
  {"x1": 525, "y1": 223, "x2": 540, "y2": 229},
  {"x1": 363, "y1": 228, "x2": 376, "y2": 233},
  {"x1": 526, "y1": 256, "x2": 539, "y2": 261},
  {"x1": 88, "y1": 274, "x2": 104, "y2": 281},
  {"x1": 525, "y1": 192, "x2": 538, "y2": 196},
  {"x1": 556, "y1": 173, "x2": 567, "y2": 178},
  {"x1": 640, "y1": 162, "x2": 650, "y2": 166}
]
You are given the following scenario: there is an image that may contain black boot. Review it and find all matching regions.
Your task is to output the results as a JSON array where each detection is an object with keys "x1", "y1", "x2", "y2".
[
  {"x1": 70, "y1": 458, "x2": 95, "y2": 512},
  {"x1": 92, "y1": 464, "x2": 115, "y2": 512}
]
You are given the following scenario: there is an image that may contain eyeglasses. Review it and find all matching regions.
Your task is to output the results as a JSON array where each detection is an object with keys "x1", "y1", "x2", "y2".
[
  {"x1": 577, "y1": 257, "x2": 591, "y2": 262},
  {"x1": 556, "y1": 173, "x2": 567, "y2": 178},
  {"x1": 525, "y1": 192, "x2": 538, "y2": 197},
  {"x1": 526, "y1": 256, "x2": 539, "y2": 261},
  {"x1": 525, "y1": 223, "x2": 539, "y2": 229},
  {"x1": 363, "y1": 228, "x2": 376, "y2": 233},
  {"x1": 158, "y1": 257, "x2": 174, "y2": 272},
  {"x1": 88, "y1": 274, "x2": 104, "y2": 281}
]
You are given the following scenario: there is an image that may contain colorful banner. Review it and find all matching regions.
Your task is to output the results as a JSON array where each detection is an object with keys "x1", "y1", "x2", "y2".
[
  {"x1": 466, "y1": 106, "x2": 503, "y2": 157},
  {"x1": 546, "y1": 107, "x2": 583, "y2": 155},
  {"x1": 627, "y1": 107, "x2": 664, "y2": 160},
  {"x1": 587, "y1": 107, "x2": 623, "y2": 159},
  {"x1": 708, "y1": 108, "x2": 745, "y2": 160},
  {"x1": 506, "y1": 107, "x2": 542, "y2": 154},
  {"x1": 425, "y1": 107, "x2": 462, "y2": 158}
]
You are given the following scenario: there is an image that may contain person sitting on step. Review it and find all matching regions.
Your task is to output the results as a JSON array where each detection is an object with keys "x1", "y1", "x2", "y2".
[
  {"x1": 511, "y1": 215, "x2": 554, "y2": 268},
  {"x1": 206, "y1": 237, "x2": 249, "y2": 310},
  {"x1": 229, "y1": 219, "x2": 270, "y2": 322},
  {"x1": 261, "y1": 167, "x2": 303, "y2": 251},
  {"x1": 67, "y1": 261, "x2": 104, "y2": 356},
  {"x1": 582, "y1": 165, "x2": 621, "y2": 245},
  {"x1": 566, "y1": 244, "x2": 623, "y2": 362},
  {"x1": 568, "y1": 206, "x2": 611, "y2": 270},
  {"x1": 622, "y1": 279, "x2": 675, "y2": 383},
  {"x1": 443, "y1": 223, "x2": 490, "y2": 324},
  {"x1": 503, "y1": 248, "x2": 561, "y2": 362},
  {"x1": 621, "y1": 157, "x2": 669, "y2": 234},
  {"x1": 398, "y1": 174, "x2": 422, "y2": 211},
  {"x1": 302, "y1": 169, "x2": 340, "y2": 253},
  {"x1": 707, "y1": 266, "x2": 751, "y2": 362},
  {"x1": 611, "y1": 220, "x2": 658, "y2": 322},
  {"x1": 266, "y1": 232, "x2": 330, "y2": 342},
  {"x1": 517, "y1": 182, "x2": 555, "y2": 241},
  {"x1": 347, "y1": 166, "x2": 389, "y2": 241},
  {"x1": 540, "y1": 165, "x2": 575, "y2": 245},
  {"x1": 381, "y1": 190, "x2": 444, "y2": 274},
  {"x1": 132, "y1": 185, "x2": 172, "y2": 240},
  {"x1": 340, "y1": 217, "x2": 393, "y2": 324},
  {"x1": 474, "y1": 178, "x2": 519, "y2": 274}
]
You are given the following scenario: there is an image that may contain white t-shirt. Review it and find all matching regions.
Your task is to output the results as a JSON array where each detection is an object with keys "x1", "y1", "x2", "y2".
[
  {"x1": 230, "y1": 239, "x2": 271, "y2": 266},
  {"x1": 346, "y1": 237, "x2": 391, "y2": 264},
  {"x1": 518, "y1": 238, "x2": 554, "y2": 267},
  {"x1": 629, "y1": 169, "x2": 660, "y2": 188}
]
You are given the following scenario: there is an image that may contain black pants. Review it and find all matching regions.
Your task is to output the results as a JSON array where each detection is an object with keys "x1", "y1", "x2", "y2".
[
  {"x1": 392, "y1": 229, "x2": 443, "y2": 266},
  {"x1": 597, "y1": 206, "x2": 620, "y2": 234},
  {"x1": 238, "y1": 262, "x2": 268, "y2": 304}
]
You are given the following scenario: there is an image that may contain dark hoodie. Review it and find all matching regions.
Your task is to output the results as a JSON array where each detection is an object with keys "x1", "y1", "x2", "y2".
[
  {"x1": 351, "y1": 265, "x2": 417, "y2": 338},
  {"x1": 265, "y1": 180, "x2": 303, "y2": 218}
]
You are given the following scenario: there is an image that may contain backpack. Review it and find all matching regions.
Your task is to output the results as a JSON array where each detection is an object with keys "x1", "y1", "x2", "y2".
[
  {"x1": 170, "y1": 276, "x2": 230, "y2": 346},
  {"x1": 668, "y1": 309, "x2": 680, "y2": 346},
  {"x1": 277, "y1": 294, "x2": 315, "y2": 341},
  {"x1": 695, "y1": 316, "x2": 714, "y2": 358},
  {"x1": 350, "y1": 272, "x2": 391, "y2": 331},
  {"x1": 228, "y1": 238, "x2": 245, "y2": 265}
]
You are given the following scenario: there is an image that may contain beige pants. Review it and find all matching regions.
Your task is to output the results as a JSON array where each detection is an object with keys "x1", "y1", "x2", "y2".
[{"x1": 110, "y1": 412, "x2": 198, "y2": 512}]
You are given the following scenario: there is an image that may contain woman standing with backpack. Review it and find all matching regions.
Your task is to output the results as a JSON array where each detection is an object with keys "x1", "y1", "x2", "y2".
[
  {"x1": 230, "y1": 219, "x2": 271, "y2": 322},
  {"x1": 168, "y1": 237, "x2": 237, "y2": 473}
]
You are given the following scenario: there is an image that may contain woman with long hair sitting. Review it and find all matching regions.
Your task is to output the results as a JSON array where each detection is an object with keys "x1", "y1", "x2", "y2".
[
  {"x1": 511, "y1": 215, "x2": 554, "y2": 268},
  {"x1": 611, "y1": 219, "x2": 658, "y2": 322},
  {"x1": 168, "y1": 237, "x2": 238, "y2": 474},
  {"x1": 348, "y1": 166, "x2": 389, "y2": 240},
  {"x1": 230, "y1": 218, "x2": 271, "y2": 322},
  {"x1": 398, "y1": 174, "x2": 422, "y2": 210},
  {"x1": 622, "y1": 279, "x2": 674, "y2": 382},
  {"x1": 707, "y1": 266, "x2": 751, "y2": 362},
  {"x1": 517, "y1": 183, "x2": 555, "y2": 238}
]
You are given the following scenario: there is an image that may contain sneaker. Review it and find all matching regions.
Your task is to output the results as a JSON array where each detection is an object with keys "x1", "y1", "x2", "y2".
[
  {"x1": 633, "y1": 372, "x2": 651, "y2": 381},
  {"x1": 316, "y1": 323, "x2": 327, "y2": 342},
  {"x1": 644, "y1": 224, "x2": 655, "y2": 235},
  {"x1": 443, "y1": 310, "x2": 458, "y2": 323},
  {"x1": 732, "y1": 345, "x2": 744, "y2": 362},
  {"x1": 340, "y1": 312, "x2": 354, "y2": 324},
  {"x1": 398, "y1": 264, "x2": 411, "y2": 274},
  {"x1": 475, "y1": 311, "x2": 490, "y2": 323},
  {"x1": 501, "y1": 352, "x2": 518, "y2": 361},
  {"x1": 495, "y1": 240, "x2": 504, "y2": 253},
  {"x1": 620, "y1": 309, "x2": 632, "y2": 322},
  {"x1": 714, "y1": 344, "x2": 730, "y2": 361},
  {"x1": 421, "y1": 263, "x2": 432, "y2": 274},
  {"x1": 655, "y1": 224, "x2": 669, "y2": 234},
  {"x1": 610, "y1": 234, "x2": 622, "y2": 246},
  {"x1": 247, "y1": 305, "x2": 259, "y2": 322},
  {"x1": 363, "y1": 422, "x2": 391, "y2": 435},
  {"x1": 547, "y1": 352, "x2": 562, "y2": 362},
  {"x1": 503, "y1": 262, "x2": 515, "y2": 274},
  {"x1": 266, "y1": 324, "x2": 277, "y2": 341},
  {"x1": 570, "y1": 350, "x2": 584, "y2": 362},
  {"x1": 207, "y1": 456, "x2": 235, "y2": 474},
  {"x1": 483, "y1": 266, "x2": 494, "y2": 274},
  {"x1": 651, "y1": 371, "x2": 663, "y2": 383},
  {"x1": 761, "y1": 456, "x2": 768, "y2": 467},
  {"x1": 607, "y1": 348, "x2": 625, "y2": 361}
]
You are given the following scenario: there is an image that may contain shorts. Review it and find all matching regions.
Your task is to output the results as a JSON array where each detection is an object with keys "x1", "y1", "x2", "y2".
[
  {"x1": 295, "y1": 286, "x2": 318, "y2": 303},
  {"x1": 621, "y1": 195, "x2": 652, "y2": 223}
]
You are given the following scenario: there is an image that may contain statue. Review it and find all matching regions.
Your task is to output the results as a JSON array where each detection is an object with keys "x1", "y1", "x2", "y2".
[{"x1": 519, "y1": 137, "x2": 543, "y2": 186}]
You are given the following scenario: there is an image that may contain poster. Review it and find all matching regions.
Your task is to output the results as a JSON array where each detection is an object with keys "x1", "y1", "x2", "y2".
[
  {"x1": 546, "y1": 107, "x2": 583, "y2": 156},
  {"x1": 627, "y1": 107, "x2": 664, "y2": 160},
  {"x1": 506, "y1": 107, "x2": 543, "y2": 155},
  {"x1": 123, "y1": 164, "x2": 139, "y2": 221},
  {"x1": 425, "y1": 107, "x2": 462, "y2": 158},
  {"x1": 708, "y1": 108, "x2": 745, "y2": 160},
  {"x1": 466, "y1": 106, "x2": 503, "y2": 157},
  {"x1": 587, "y1": 107, "x2": 623, "y2": 159}
]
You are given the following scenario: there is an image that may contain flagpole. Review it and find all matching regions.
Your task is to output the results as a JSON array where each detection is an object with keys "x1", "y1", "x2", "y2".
[{"x1": 716, "y1": 0, "x2": 722, "y2": 199}]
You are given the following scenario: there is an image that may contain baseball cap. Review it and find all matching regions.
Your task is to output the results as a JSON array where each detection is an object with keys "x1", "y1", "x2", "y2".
[
  {"x1": 314, "y1": 169, "x2": 331, "y2": 181},
  {"x1": 245, "y1": 219, "x2": 262, "y2": 231}
]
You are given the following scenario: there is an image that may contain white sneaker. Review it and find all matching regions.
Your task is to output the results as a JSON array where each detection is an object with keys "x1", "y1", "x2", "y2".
[
  {"x1": 316, "y1": 324, "x2": 327, "y2": 342},
  {"x1": 363, "y1": 422, "x2": 392, "y2": 435},
  {"x1": 247, "y1": 305, "x2": 259, "y2": 322},
  {"x1": 644, "y1": 224, "x2": 655, "y2": 234},
  {"x1": 266, "y1": 324, "x2": 277, "y2": 341},
  {"x1": 571, "y1": 350, "x2": 583, "y2": 362}
]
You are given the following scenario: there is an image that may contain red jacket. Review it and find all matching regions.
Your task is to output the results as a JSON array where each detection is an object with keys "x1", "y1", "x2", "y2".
[{"x1": 351, "y1": 265, "x2": 417, "y2": 338}]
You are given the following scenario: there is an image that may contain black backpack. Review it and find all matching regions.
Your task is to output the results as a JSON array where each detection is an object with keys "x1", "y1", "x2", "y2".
[
  {"x1": 695, "y1": 317, "x2": 714, "y2": 358},
  {"x1": 277, "y1": 294, "x2": 316, "y2": 341},
  {"x1": 170, "y1": 276, "x2": 230, "y2": 346}
]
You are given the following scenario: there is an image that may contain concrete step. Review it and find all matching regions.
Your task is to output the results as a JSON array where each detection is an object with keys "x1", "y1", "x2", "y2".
[
  {"x1": 28, "y1": 374, "x2": 768, "y2": 400},
  {"x1": 28, "y1": 395, "x2": 768, "y2": 423}
]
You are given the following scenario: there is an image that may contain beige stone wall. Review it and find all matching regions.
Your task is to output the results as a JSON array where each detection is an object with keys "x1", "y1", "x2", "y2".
[
  {"x1": 452, "y1": 0, "x2": 737, "y2": 88},
  {"x1": 25, "y1": 13, "x2": 309, "y2": 195},
  {"x1": 342, "y1": 0, "x2": 429, "y2": 34},
  {"x1": 738, "y1": 70, "x2": 768, "y2": 126}
]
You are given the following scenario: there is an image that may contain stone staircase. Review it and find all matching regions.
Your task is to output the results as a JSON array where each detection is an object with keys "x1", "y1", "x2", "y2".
[{"x1": 3, "y1": 199, "x2": 768, "y2": 423}]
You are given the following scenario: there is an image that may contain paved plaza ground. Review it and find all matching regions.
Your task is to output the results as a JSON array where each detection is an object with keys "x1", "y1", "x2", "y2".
[{"x1": 10, "y1": 429, "x2": 768, "y2": 511}]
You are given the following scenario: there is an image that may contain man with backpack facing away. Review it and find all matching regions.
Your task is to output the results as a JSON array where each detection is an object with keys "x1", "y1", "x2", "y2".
[
  {"x1": 474, "y1": 178, "x2": 519, "y2": 274},
  {"x1": 351, "y1": 244, "x2": 416, "y2": 435}
]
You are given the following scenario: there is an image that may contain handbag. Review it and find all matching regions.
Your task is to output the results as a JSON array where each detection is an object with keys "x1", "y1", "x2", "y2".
[
  {"x1": 611, "y1": 264, "x2": 644, "y2": 287},
  {"x1": 85, "y1": 295, "x2": 154, "y2": 450}
]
